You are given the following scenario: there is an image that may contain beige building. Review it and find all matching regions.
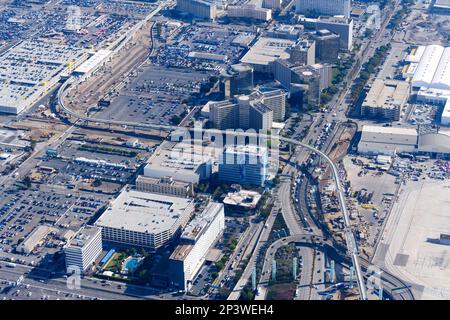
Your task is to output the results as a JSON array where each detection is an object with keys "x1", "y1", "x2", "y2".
[
  {"x1": 361, "y1": 79, "x2": 410, "y2": 122},
  {"x1": 135, "y1": 176, "x2": 193, "y2": 198}
]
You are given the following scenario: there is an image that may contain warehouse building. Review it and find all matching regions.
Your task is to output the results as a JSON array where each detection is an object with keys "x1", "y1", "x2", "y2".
[
  {"x1": 64, "y1": 226, "x2": 103, "y2": 273},
  {"x1": 403, "y1": 45, "x2": 450, "y2": 126},
  {"x1": 95, "y1": 190, "x2": 195, "y2": 251},
  {"x1": 169, "y1": 203, "x2": 225, "y2": 291},
  {"x1": 358, "y1": 125, "x2": 418, "y2": 156},
  {"x1": 358, "y1": 125, "x2": 450, "y2": 158}
]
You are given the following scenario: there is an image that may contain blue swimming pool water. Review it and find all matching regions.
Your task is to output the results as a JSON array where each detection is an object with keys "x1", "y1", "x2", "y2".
[{"x1": 125, "y1": 258, "x2": 139, "y2": 271}]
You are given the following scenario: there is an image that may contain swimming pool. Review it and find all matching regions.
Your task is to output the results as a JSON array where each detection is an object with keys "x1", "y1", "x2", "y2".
[{"x1": 125, "y1": 258, "x2": 139, "y2": 271}]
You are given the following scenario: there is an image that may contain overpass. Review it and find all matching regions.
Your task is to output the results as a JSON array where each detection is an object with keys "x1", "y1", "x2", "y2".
[{"x1": 57, "y1": 75, "x2": 368, "y2": 299}]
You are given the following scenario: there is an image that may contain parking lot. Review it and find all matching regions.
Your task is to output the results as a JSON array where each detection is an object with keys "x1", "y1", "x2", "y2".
[
  {"x1": 95, "y1": 65, "x2": 208, "y2": 125},
  {"x1": 0, "y1": 186, "x2": 108, "y2": 262}
]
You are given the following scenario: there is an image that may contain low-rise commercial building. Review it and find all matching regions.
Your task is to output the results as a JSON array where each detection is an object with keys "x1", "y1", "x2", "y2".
[{"x1": 223, "y1": 189, "x2": 262, "y2": 214}]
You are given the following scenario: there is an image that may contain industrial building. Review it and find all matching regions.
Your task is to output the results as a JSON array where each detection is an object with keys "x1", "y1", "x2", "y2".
[
  {"x1": 361, "y1": 79, "x2": 410, "y2": 122},
  {"x1": 358, "y1": 125, "x2": 418, "y2": 156},
  {"x1": 64, "y1": 226, "x2": 103, "y2": 273},
  {"x1": 403, "y1": 45, "x2": 450, "y2": 126},
  {"x1": 95, "y1": 190, "x2": 195, "y2": 251},
  {"x1": 135, "y1": 176, "x2": 193, "y2": 198},
  {"x1": 0, "y1": 40, "x2": 84, "y2": 114},
  {"x1": 169, "y1": 203, "x2": 225, "y2": 291},
  {"x1": 295, "y1": 0, "x2": 352, "y2": 18},
  {"x1": 228, "y1": 4, "x2": 272, "y2": 21},
  {"x1": 218, "y1": 145, "x2": 269, "y2": 186},
  {"x1": 143, "y1": 140, "x2": 212, "y2": 184},
  {"x1": 358, "y1": 125, "x2": 450, "y2": 158},
  {"x1": 313, "y1": 29, "x2": 340, "y2": 63},
  {"x1": 176, "y1": 0, "x2": 218, "y2": 19}
]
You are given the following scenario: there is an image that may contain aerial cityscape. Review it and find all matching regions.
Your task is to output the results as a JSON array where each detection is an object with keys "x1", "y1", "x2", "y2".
[{"x1": 0, "y1": 0, "x2": 449, "y2": 305}]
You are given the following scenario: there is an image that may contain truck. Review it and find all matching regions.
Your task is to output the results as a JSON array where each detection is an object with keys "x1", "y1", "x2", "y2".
[{"x1": 6, "y1": 263, "x2": 16, "y2": 268}]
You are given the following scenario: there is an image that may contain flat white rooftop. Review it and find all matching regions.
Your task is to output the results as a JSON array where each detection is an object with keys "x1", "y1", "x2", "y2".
[
  {"x1": 74, "y1": 49, "x2": 112, "y2": 75},
  {"x1": 0, "y1": 40, "x2": 83, "y2": 114},
  {"x1": 95, "y1": 190, "x2": 194, "y2": 234},
  {"x1": 241, "y1": 37, "x2": 294, "y2": 66}
]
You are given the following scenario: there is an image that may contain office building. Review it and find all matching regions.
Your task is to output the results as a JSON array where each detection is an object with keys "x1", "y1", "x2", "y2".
[
  {"x1": 263, "y1": 0, "x2": 283, "y2": 10},
  {"x1": 209, "y1": 89, "x2": 281, "y2": 130},
  {"x1": 135, "y1": 176, "x2": 193, "y2": 198},
  {"x1": 220, "y1": 63, "x2": 254, "y2": 98},
  {"x1": 228, "y1": 4, "x2": 272, "y2": 21},
  {"x1": 295, "y1": 0, "x2": 351, "y2": 18},
  {"x1": 313, "y1": 29, "x2": 340, "y2": 63},
  {"x1": 288, "y1": 39, "x2": 315, "y2": 65},
  {"x1": 275, "y1": 60, "x2": 331, "y2": 107},
  {"x1": 95, "y1": 190, "x2": 195, "y2": 251},
  {"x1": 266, "y1": 24, "x2": 302, "y2": 40},
  {"x1": 257, "y1": 88, "x2": 286, "y2": 121},
  {"x1": 64, "y1": 226, "x2": 102, "y2": 273},
  {"x1": 240, "y1": 37, "x2": 295, "y2": 74},
  {"x1": 316, "y1": 16, "x2": 353, "y2": 51},
  {"x1": 169, "y1": 203, "x2": 225, "y2": 290},
  {"x1": 223, "y1": 189, "x2": 262, "y2": 214},
  {"x1": 218, "y1": 145, "x2": 269, "y2": 186},
  {"x1": 361, "y1": 79, "x2": 410, "y2": 122},
  {"x1": 177, "y1": 0, "x2": 218, "y2": 19},
  {"x1": 143, "y1": 140, "x2": 212, "y2": 184}
]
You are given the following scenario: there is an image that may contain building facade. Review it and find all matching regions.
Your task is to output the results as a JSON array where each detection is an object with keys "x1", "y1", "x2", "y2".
[
  {"x1": 218, "y1": 145, "x2": 269, "y2": 186},
  {"x1": 169, "y1": 203, "x2": 225, "y2": 290},
  {"x1": 135, "y1": 176, "x2": 193, "y2": 198},
  {"x1": 295, "y1": 0, "x2": 351, "y2": 18},
  {"x1": 64, "y1": 226, "x2": 102, "y2": 273},
  {"x1": 177, "y1": 0, "x2": 217, "y2": 19}
]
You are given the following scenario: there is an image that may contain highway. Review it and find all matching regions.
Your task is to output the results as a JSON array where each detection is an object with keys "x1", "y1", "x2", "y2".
[{"x1": 49, "y1": 0, "x2": 416, "y2": 301}]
